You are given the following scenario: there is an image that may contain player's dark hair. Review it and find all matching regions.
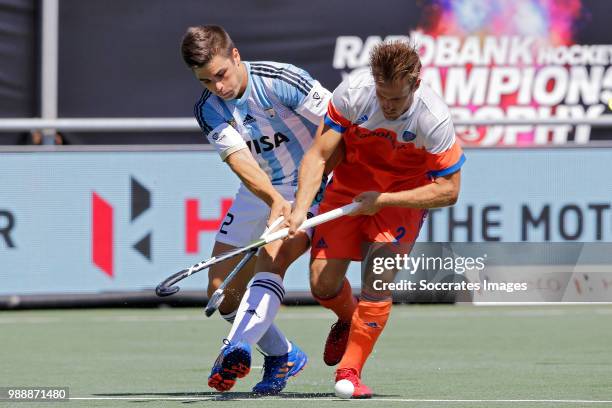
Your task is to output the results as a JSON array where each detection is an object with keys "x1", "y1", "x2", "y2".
[
  {"x1": 370, "y1": 41, "x2": 421, "y2": 87},
  {"x1": 181, "y1": 25, "x2": 235, "y2": 68}
]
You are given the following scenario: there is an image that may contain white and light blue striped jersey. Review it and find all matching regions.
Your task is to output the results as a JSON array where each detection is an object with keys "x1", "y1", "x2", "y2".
[{"x1": 194, "y1": 61, "x2": 331, "y2": 186}]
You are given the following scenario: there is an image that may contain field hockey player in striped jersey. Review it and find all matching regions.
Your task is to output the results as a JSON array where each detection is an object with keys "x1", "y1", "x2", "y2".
[{"x1": 181, "y1": 25, "x2": 341, "y2": 394}]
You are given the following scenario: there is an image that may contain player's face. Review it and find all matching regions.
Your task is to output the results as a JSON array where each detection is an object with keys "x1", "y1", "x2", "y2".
[
  {"x1": 375, "y1": 77, "x2": 420, "y2": 121},
  {"x1": 194, "y1": 48, "x2": 247, "y2": 100}
]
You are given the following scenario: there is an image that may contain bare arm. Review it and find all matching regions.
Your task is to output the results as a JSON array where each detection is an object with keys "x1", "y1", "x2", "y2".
[
  {"x1": 353, "y1": 171, "x2": 461, "y2": 216},
  {"x1": 382, "y1": 170, "x2": 461, "y2": 208},
  {"x1": 289, "y1": 122, "x2": 344, "y2": 235},
  {"x1": 225, "y1": 148, "x2": 290, "y2": 225}
]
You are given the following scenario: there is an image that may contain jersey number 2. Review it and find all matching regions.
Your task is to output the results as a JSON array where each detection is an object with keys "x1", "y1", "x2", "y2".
[
  {"x1": 219, "y1": 212, "x2": 234, "y2": 234},
  {"x1": 394, "y1": 226, "x2": 406, "y2": 244}
]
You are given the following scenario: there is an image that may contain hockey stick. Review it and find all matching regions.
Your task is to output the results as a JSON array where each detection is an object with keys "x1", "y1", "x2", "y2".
[
  {"x1": 203, "y1": 215, "x2": 286, "y2": 317},
  {"x1": 155, "y1": 202, "x2": 359, "y2": 298}
]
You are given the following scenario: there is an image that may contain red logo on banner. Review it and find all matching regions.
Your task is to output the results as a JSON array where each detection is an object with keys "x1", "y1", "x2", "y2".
[
  {"x1": 92, "y1": 186, "x2": 233, "y2": 275},
  {"x1": 91, "y1": 177, "x2": 152, "y2": 279},
  {"x1": 92, "y1": 192, "x2": 114, "y2": 277},
  {"x1": 185, "y1": 198, "x2": 233, "y2": 253}
]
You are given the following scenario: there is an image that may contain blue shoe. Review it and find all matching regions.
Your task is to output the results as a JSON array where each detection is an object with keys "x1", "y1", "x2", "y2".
[
  {"x1": 252, "y1": 342, "x2": 308, "y2": 395},
  {"x1": 208, "y1": 340, "x2": 251, "y2": 392}
]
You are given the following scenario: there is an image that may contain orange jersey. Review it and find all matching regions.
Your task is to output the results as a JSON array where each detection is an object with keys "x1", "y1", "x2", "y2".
[{"x1": 323, "y1": 69, "x2": 465, "y2": 202}]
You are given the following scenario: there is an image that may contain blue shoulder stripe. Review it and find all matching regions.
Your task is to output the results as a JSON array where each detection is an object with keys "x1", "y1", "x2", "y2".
[
  {"x1": 251, "y1": 71, "x2": 310, "y2": 95},
  {"x1": 251, "y1": 63, "x2": 314, "y2": 93},
  {"x1": 194, "y1": 90, "x2": 213, "y2": 133},
  {"x1": 251, "y1": 66, "x2": 312, "y2": 95},
  {"x1": 251, "y1": 64, "x2": 313, "y2": 94}
]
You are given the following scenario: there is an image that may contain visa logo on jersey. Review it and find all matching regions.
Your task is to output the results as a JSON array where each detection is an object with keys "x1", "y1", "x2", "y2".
[{"x1": 246, "y1": 132, "x2": 290, "y2": 154}]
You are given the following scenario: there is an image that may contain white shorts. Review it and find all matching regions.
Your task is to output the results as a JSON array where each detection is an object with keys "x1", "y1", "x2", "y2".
[{"x1": 214, "y1": 184, "x2": 319, "y2": 248}]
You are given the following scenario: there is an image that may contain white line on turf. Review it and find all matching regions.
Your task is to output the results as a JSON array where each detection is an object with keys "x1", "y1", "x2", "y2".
[
  {"x1": 1, "y1": 307, "x2": 612, "y2": 325},
  {"x1": 474, "y1": 302, "x2": 612, "y2": 306},
  {"x1": 67, "y1": 397, "x2": 612, "y2": 403}
]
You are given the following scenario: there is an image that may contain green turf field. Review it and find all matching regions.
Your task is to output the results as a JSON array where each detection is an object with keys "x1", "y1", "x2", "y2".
[{"x1": 1, "y1": 305, "x2": 611, "y2": 407}]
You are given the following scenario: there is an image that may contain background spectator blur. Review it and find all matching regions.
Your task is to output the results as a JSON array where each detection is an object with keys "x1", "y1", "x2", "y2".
[{"x1": 17, "y1": 130, "x2": 69, "y2": 145}]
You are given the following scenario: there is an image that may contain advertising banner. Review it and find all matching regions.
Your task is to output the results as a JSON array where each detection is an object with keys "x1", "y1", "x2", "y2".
[
  {"x1": 1, "y1": 148, "x2": 611, "y2": 296},
  {"x1": 332, "y1": 1, "x2": 612, "y2": 146},
  {"x1": 55, "y1": 0, "x2": 612, "y2": 145}
]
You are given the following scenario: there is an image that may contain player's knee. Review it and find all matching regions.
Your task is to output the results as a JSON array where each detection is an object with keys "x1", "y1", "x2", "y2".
[
  {"x1": 258, "y1": 247, "x2": 291, "y2": 274},
  {"x1": 310, "y1": 272, "x2": 343, "y2": 299},
  {"x1": 270, "y1": 253, "x2": 291, "y2": 273}
]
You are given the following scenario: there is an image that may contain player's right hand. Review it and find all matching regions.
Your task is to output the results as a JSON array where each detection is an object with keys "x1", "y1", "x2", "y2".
[
  {"x1": 287, "y1": 209, "x2": 307, "y2": 238},
  {"x1": 352, "y1": 191, "x2": 383, "y2": 216}
]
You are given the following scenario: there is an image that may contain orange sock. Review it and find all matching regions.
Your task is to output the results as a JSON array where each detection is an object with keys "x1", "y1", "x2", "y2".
[
  {"x1": 338, "y1": 299, "x2": 392, "y2": 375},
  {"x1": 313, "y1": 278, "x2": 358, "y2": 323}
]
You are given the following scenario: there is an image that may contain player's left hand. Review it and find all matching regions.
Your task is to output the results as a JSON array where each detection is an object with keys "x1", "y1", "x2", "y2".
[
  {"x1": 268, "y1": 197, "x2": 292, "y2": 231},
  {"x1": 352, "y1": 191, "x2": 383, "y2": 216}
]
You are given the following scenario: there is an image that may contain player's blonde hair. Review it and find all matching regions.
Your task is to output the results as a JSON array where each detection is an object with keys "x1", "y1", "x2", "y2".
[
  {"x1": 181, "y1": 25, "x2": 235, "y2": 68},
  {"x1": 370, "y1": 41, "x2": 421, "y2": 87}
]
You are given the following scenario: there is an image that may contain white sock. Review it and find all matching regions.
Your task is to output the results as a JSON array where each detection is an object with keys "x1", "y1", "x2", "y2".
[
  {"x1": 258, "y1": 323, "x2": 291, "y2": 356},
  {"x1": 227, "y1": 272, "x2": 286, "y2": 351},
  {"x1": 221, "y1": 309, "x2": 290, "y2": 356}
]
